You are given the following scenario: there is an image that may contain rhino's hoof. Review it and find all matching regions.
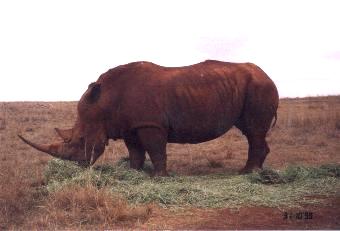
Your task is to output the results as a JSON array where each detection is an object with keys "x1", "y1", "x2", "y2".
[
  {"x1": 152, "y1": 170, "x2": 169, "y2": 177},
  {"x1": 239, "y1": 166, "x2": 261, "y2": 175}
]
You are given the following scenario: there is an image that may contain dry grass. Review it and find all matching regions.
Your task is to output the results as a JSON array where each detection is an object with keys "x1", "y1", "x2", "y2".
[
  {"x1": 277, "y1": 96, "x2": 340, "y2": 135},
  {"x1": 29, "y1": 184, "x2": 151, "y2": 229},
  {"x1": 0, "y1": 167, "x2": 44, "y2": 229},
  {"x1": 1, "y1": 96, "x2": 340, "y2": 229}
]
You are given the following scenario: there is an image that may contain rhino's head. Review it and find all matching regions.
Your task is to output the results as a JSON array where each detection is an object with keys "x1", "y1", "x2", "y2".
[{"x1": 18, "y1": 82, "x2": 108, "y2": 166}]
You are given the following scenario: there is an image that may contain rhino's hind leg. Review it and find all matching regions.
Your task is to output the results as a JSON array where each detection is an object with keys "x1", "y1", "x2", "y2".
[
  {"x1": 136, "y1": 127, "x2": 168, "y2": 177},
  {"x1": 235, "y1": 108, "x2": 274, "y2": 174},
  {"x1": 124, "y1": 137, "x2": 146, "y2": 170},
  {"x1": 235, "y1": 85, "x2": 277, "y2": 174},
  {"x1": 240, "y1": 133, "x2": 269, "y2": 174}
]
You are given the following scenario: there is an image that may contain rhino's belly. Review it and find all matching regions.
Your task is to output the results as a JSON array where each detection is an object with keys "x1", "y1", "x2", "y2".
[{"x1": 167, "y1": 120, "x2": 234, "y2": 144}]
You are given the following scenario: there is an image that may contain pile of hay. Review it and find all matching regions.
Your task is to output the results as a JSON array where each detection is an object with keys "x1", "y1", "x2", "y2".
[{"x1": 44, "y1": 158, "x2": 340, "y2": 208}]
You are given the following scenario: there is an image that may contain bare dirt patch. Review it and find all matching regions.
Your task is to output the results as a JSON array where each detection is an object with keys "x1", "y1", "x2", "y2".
[{"x1": 143, "y1": 196, "x2": 340, "y2": 229}]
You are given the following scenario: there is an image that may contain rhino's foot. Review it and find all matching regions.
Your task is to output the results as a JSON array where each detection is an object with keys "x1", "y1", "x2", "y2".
[
  {"x1": 152, "y1": 170, "x2": 169, "y2": 177},
  {"x1": 239, "y1": 166, "x2": 262, "y2": 175}
]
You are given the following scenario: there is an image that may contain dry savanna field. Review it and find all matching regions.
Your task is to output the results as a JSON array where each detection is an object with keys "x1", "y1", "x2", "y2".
[{"x1": 0, "y1": 96, "x2": 340, "y2": 229}]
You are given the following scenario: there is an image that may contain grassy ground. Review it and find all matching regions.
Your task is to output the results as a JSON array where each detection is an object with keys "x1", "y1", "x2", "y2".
[
  {"x1": 45, "y1": 159, "x2": 340, "y2": 208},
  {"x1": 1, "y1": 96, "x2": 340, "y2": 229}
]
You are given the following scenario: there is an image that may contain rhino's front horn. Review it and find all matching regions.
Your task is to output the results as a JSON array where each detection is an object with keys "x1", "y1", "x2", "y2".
[{"x1": 18, "y1": 134, "x2": 67, "y2": 159}]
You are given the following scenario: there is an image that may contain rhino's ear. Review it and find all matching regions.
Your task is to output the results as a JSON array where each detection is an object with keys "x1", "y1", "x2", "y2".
[
  {"x1": 55, "y1": 128, "x2": 73, "y2": 142},
  {"x1": 86, "y1": 82, "x2": 101, "y2": 103}
]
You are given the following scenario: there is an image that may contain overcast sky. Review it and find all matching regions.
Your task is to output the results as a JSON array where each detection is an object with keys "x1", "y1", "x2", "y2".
[{"x1": 0, "y1": 0, "x2": 339, "y2": 101}]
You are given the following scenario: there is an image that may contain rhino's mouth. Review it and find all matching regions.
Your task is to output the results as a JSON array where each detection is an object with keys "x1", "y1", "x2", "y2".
[{"x1": 75, "y1": 160, "x2": 91, "y2": 167}]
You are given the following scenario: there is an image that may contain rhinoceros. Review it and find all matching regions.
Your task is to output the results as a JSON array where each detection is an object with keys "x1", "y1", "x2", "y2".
[{"x1": 19, "y1": 60, "x2": 279, "y2": 176}]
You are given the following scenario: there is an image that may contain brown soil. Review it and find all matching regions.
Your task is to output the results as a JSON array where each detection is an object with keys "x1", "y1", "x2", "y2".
[{"x1": 142, "y1": 196, "x2": 340, "y2": 229}]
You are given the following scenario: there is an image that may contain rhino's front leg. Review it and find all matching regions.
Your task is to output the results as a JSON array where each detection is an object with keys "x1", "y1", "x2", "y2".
[
  {"x1": 124, "y1": 137, "x2": 146, "y2": 170},
  {"x1": 136, "y1": 127, "x2": 169, "y2": 177}
]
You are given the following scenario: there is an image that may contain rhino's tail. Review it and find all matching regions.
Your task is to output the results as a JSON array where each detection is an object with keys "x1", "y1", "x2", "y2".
[{"x1": 271, "y1": 111, "x2": 278, "y2": 128}]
